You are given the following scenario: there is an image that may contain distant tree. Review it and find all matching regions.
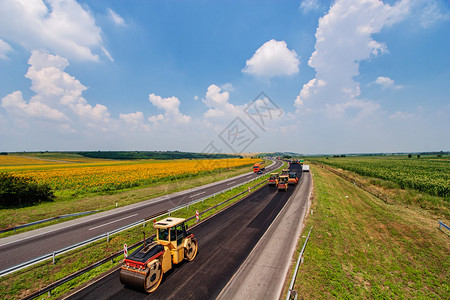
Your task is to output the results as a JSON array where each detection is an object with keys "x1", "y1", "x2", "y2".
[
  {"x1": 408, "y1": 154, "x2": 412, "y2": 158},
  {"x1": 417, "y1": 154, "x2": 420, "y2": 159},
  {"x1": 0, "y1": 173, "x2": 55, "y2": 207}
]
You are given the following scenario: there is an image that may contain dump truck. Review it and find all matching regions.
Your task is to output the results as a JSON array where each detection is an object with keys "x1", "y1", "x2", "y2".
[
  {"x1": 253, "y1": 162, "x2": 266, "y2": 173},
  {"x1": 277, "y1": 175, "x2": 289, "y2": 191},
  {"x1": 288, "y1": 172, "x2": 298, "y2": 185},
  {"x1": 268, "y1": 172, "x2": 279, "y2": 186},
  {"x1": 120, "y1": 217, "x2": 198, "y2": 293}
]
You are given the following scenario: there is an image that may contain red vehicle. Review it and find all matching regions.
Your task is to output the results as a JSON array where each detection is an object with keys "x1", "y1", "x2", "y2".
[{"x1": 253, "y1": 162, "x2": 266, "y2": 173}]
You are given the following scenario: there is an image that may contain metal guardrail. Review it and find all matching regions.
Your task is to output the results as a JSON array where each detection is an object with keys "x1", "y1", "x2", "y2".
[
  {"x1": 0, "y1": 168, "x2": 274, "y2": 278},
  {"x1": 439, "y1": 221, "x2": 450, "y2": 232},
  {"x1": 18, "y1": 176, "x2": 271, "y2": 300},
  {"x1": 286, "y1": 226, "x2": 313, "y2": 300},
  {"x1": 0, "y1": 210, "x2": 102, "y2": 234}
]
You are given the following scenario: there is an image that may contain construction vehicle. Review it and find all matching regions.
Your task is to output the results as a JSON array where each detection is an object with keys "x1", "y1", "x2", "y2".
[
  {"x1": 288, "y1": 172, "x2": 298, "y2": 185},
  {"x1": 281, "y1": 169, "x2": 289, "y2": 176},
  {"x1": 268, "y1": 173, "x2": 279, "y2": 186},
  {"x1": 277, "y1": 175, "x2": 289, "y2": 191},
  {"x1": 119, "y1": 217, "x2": 198, "y2": 293},
  {"x1": 302, "y1": 164, "x2": 310, "y2": 172},
  {"x1": 299, "y1": 159, "x2": 304, "y2": 165},
  {"x1": 253, "y1": 162, "x2": 266, "y2": 173}
]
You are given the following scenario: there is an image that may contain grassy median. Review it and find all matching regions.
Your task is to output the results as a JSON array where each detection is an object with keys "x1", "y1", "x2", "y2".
[{"x1": 285, "y1": 164, "x2": 449, "y2": 299}]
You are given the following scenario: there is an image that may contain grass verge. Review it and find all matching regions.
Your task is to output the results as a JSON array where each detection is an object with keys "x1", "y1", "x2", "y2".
[
  {"x1": 284, "y1": 163, "x2": 449, "y2": 299},
  {"x1": 0, "y1": 163, "x2": 285, "y2": 300}
]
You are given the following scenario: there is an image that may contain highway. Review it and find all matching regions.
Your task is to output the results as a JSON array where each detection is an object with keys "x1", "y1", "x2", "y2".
[
  {"x1": 0, "y1": 160, "x2": 282, "y2": 272},
  {"x1": 66, "y1": 163, "x2": 306, "y2": 300}
]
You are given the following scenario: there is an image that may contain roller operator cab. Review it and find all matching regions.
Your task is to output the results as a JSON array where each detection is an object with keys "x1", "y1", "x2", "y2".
[
  {"x1": 119, "y1": 217, "x2": 198, "y2": 293},
  {"x1": 277, "y1": 175, "x2": 289, "y2": 191},
  {"x1": 288, "y1": 172, "x2": 298, "y2": 185},
  {"x1": 268, "y1": 172, "x2": 279, "y2": 186}
]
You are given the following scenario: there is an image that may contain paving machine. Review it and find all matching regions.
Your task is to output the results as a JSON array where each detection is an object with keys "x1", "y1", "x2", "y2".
[{"x1": 119, "y1": 217, "x2": 198, "y2": 293}]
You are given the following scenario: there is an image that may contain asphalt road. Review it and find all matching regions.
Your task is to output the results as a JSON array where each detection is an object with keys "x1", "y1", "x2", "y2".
[
  {"x1": 66, "y1": 164, "x2": 303, "y2": 300},
  {"x1": 0, "y1": 160, "x2": 282, "y2": 272}
]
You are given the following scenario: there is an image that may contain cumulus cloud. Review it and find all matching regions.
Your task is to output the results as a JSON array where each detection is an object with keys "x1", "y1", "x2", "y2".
[
  {"x1": 107, "y1": 8, "x2": 126, "y2": 26},
  {"x1": 0, "y1": 0, "x2": 109, "y2": 61},
  {"x1": 1, "y1": 90, "x2": 68, "y2": 122},
  {"x1": 148, "y1": 94, "x2": 191, "y2": 124},
  {"x1": 1, "y1": 50, "x2": 113, "y2": 130},
  {"x1": 295, "y1": 0, "x2": 410, "y2": 118},
  {"x1": 372, "y1": 76, "x2": 402, "y2": 90},
  {"x1": 202, "y1": 84, "x2": 241, "y2": 118},
  {"x1": 120, "y1": 111, "x2": 150, "y2": 131},
  {"x1": 242, "y1": 39, "x2": 300, "y2": 78}
]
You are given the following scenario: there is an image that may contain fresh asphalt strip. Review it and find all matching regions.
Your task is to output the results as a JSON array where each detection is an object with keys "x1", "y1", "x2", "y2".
[{"x1": 66, "y1": 164, "x2": 302, "y2": 300}]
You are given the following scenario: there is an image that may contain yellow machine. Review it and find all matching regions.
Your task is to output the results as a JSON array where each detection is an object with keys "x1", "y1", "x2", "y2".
[
  {"x1": 281, "y1": 169, "x2": 289, "y2": 176},
  {"x1": 120, "y1": 217, "x2": 198, "y2": 293},
  {"x1": 277, "y1": 175, "x2": 289, "y2": 191},
  {"x1": 268, "y1": 172, "x2": 279, "y2": 186}
]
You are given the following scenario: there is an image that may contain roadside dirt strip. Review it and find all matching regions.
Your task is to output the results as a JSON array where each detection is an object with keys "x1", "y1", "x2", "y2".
[{"x1": 217, "y1": 171, "x2": 312, "y2": 300}]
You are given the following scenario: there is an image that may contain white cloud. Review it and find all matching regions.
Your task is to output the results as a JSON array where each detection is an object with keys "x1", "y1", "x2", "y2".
[
  {"x1": 0, "y1": 0, "x2": 108, "y2": 61},
  {"x1": 300, "y1": 0, "x2": 320, "y2": 13},
  {"x1": 0, "y1": 38, "x2": 12, "y2": 60},
  {"x1": 119, "y1": 111, "x2": 150, "y2": 131},
  {"x1": 416, "y1": 0, "x2": 450, "y2": 28},
  {"x1": 242, "y1": 39, "x2": 300, "y2": 78},
  {"x1": 295, "y1": 0, "x2": 410, "y2": 118},
  {"x1": 202, "y1": 84, "x2": 241, "y2": 118},
  {"x1": 1, "y1": 90, "x2": 68, "y2": 122},
  {"x1": 148, "y1": 93, "x2": 191, "y2": 124},
  {"x1": 372, "y1": 76, "x2": 402, "y2": 90},
  {"x1": 1, "y1": 50, "x2": 112, "y2": 129},
  {"x1": 107, "y1": 8, "x2": 126, "y2": 26}
]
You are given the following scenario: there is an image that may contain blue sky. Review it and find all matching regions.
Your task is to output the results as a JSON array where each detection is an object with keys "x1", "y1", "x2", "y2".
[{"x1": 0, "y1": 0, "x2": 449, "y2": 154}]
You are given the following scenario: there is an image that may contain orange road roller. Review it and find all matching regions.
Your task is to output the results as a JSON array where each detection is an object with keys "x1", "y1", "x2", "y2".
[{"x1": 119, "y1": 217, "x2": 198, "y2": 293}]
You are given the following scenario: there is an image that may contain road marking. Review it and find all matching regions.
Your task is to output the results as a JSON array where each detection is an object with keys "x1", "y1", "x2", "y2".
[
  {"x1": 227, "y1": 181, "x2": 236, "y2": 185},
  {"x1": 188, "y1": 191, "x2": 205, "y2": 198},
  {"x1": 89, "y1": 214, "x2": 138, "y2": 231}
]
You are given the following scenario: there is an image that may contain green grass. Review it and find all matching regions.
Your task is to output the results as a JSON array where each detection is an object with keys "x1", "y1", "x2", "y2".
[
  {"x1": 308, "y1": 156, "x2": 449, "y2": 199},
  {"x1": 284, "y1": 164, "x2": 449, "y2": 299},
  {"x1": 0, "y1": 162, "x2": 285, "y2": 300}
]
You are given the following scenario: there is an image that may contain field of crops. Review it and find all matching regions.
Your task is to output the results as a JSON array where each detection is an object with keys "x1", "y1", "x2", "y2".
[
  {"x1": 0, "y1": 156, "x2": 258, "y2": 193},
  {"x1": 309, "y1": 156, "x2": 449, "y2": 198}
]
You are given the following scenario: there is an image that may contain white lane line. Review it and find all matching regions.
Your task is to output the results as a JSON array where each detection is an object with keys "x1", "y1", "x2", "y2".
[
  {"x1": 227, "y1": 181, "x2": 236, "y2": 186},
  {"x1": 188, "y1": 191, "x2": 205, "y2": 199},
  {"x1": 89, "y1": 214, "x2": 138, "y2": 231}
]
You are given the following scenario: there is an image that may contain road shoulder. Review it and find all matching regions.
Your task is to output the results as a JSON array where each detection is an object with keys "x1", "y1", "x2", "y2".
[{"x1": 217, "y1": 172, "x2": 312, "y2": 300}]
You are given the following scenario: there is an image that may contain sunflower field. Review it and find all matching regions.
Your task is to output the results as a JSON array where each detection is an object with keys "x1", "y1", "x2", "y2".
[{"x1": 0, "y1": 156, "x2": 258, "y2": 193}]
